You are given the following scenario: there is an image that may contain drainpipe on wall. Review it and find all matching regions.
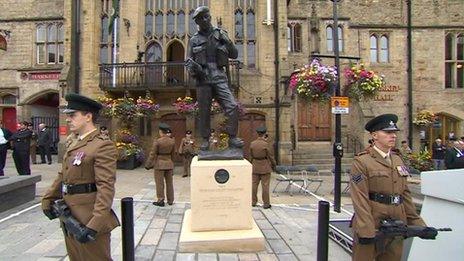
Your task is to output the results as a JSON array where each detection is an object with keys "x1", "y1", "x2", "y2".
[
  {"x1": 407, "y1": 0, "x2": 413, "y2": 149},
  {"x1": 70, "y1": 0, "x2": 80, "y2": 94},
  {"x1": 273, "y1": 0, "x2": 280, "y2": 164}
]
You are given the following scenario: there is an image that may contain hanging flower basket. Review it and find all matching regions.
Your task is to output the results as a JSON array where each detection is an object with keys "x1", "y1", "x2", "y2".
[
  {"x1": 96, "y1": 95, "x2": 160, "y2": 121},
  {"x1": 136, "y1": 96, "x2": 160, "y2": 117},
  {"x1": 289, "y1": 59, "x2": 337, "y2": 103},
  {"x1": 407, "y1": 149, "x2": 434, "y2": 172},
  {"x1": 413, "y1": 110, "x2": 435, "y2": 126},
  {"x1": 115, "y1": 128, "x2": 145, "y2": 168},
  {"x1": 172, "y1": 96, "x2": 199, "y2": 116},
  {"x1": 343, "y1": 64, "x2": 384, "y2": 101}
]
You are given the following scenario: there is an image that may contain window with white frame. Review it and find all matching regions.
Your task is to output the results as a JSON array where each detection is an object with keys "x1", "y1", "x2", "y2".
[
  {"x1": 288, "y1": 22, "x2": 302, "y2": 53},
  {"x1": 326, "y1": 25, "x2": 343, "y2": 53},
  {"x1": 445, "y1": 33, "x2": 464, "y2": 88},
  {"x1": 235, "y1": 0, "x2": 256, "y2": 68},
  {"x1": 370, "y1": 34, "x2": 389, "y2": 63},
  {"x1": 36, "y1": 23, "x2": 63, "y2": 64}
]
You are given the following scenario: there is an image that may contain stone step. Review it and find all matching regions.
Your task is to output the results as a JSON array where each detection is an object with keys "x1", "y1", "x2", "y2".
[
  {"x1": 289, "y1": 163, "x2": 352, "y2": 172},
  {"x1": 292, "y1": 158, "x2": 354, "y2": 165}
]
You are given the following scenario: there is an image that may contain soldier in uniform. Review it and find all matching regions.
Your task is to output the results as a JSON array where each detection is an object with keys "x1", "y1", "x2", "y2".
[
  {"x1": 27, "y1": 122, "x2": 38, "y2": 165},
  {"x1": 178, "y1": 130, "x2": 195, "y2": 177},
  {"x1": 350, "y1": 114, "x2": 426, "y2": 261},
  {"x1": 186, "y1": 6, "x2": 244, "y2": 151},
  {"x1": 10, "y1": 121, "x2": 32, "y2": 175},
  {"x1": 249, "y1": 126, "x2": 276, "y2": 209},
  {"x1": 145, "y1": 123, "x2": 176, "y2": 207},
  {"x1": 41, "y1": 93, "x2": 119, "y2": 260}
]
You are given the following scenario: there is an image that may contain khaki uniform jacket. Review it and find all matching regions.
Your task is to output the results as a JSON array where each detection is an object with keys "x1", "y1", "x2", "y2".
[
  {"x1": 179, "y1": 137, "x2": 195, "y2": 155},
  {"x1": 350, "y1": 148, "x2": 425, "y2": 238},
  {"x1": 145, "y1": 136, "x2": 175, "y2": 170},
  {"x1": 41, "y1": 130, "x2": 120, "y2": 234},
  {"x1": 250, "y1": 137, "x2": 276, "y2": 174}
]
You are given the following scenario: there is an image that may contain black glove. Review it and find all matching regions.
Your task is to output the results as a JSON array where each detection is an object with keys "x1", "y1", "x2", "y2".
[
  {"x1": 358, "y1": 237, "x2": 376, "y2": 245},
  {"x1": 418, "y1": 227, "x2": 438, "y2": 240},
  {"x1": 75, "y1": 226, "x2": 97, "y2": 243},
  {"x1": 43, "y1": 209, "x2": 58, "y2": 220}
]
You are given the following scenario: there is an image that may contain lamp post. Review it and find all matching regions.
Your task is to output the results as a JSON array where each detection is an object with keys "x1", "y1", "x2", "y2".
[{"x1": 332, "y1": 0, "x2": 342, "y2": 213}]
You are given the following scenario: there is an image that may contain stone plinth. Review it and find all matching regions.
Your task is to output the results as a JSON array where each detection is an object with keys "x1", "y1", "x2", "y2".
[
  {"x1": 179, "y1": 209, "x2": 265, "y2": 253},
  {"x1": 0, "y1": 175, "x2": 41, "y2": 212},
  {"x1": 190, "y1": 156, "x2": 252, "y2": 232}
]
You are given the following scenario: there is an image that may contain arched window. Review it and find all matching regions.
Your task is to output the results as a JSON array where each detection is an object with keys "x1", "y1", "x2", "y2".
[
  {"x1": 234, "y1": 0, "x2": 256, "y2": 68},
  {"x1": 288, "y1": 22, "x2": 302, "y2": 53},
  {"x1": 370, "y1": 35, "x2": 378, "y2": 62},
  {"x1": 380, "y1": 35, "x2": 389, "y2": 63},
  {"x1": 445, "y1": 33, "x2": 464, "y2": 88},
  {"x1": 338, "y1": 26, "x2": 343, "y2": 52},
  {"x1": 146, "y1": 42, "x2": 162, "y2": 62},
  {"x1": 188, "y1": 10, "x2": 196, "y2": 35},
  {"x1": 2, "y1": 94, "x2": 16, "y2": 104},
  {"x1": 100, "y1": 0, "x2": 118, "y2": 64},
  {"x1": 145, "y1": 13, "x2": 153, "y2": 36},
  {"x1": 155, "y1": 11, "x2": 163, "y2": 37},
  {"x1": 326, "y1": 26, "x2": 333, "y2": 52},
  {"x1": 166, "y1": 11, "x2": 175, "y2": 37},
  {"x1": 177, "y1": 11, "x2": 185, "y2": 36}
]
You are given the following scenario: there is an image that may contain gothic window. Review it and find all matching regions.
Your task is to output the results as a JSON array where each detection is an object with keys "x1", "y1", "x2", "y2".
[
  {"x1": 445, "y1": 33, "x2": 464, "y2": 88},
  {"x1": 155, "y1": 12, "x2": 164, "y2": 37},
  {"x1": 145, "y1": 13, "x2": 153, "y2": 36},
  {"x1": 2, "y1": 94, "x2": 16, "y2": 104},
  {"x1": 188, "y1": 9, "x2": 196, "y2": 35},
  {"x1": 288, "y1": 22, "x2": 302, "y2": 53},
  {"x1": 234, "y1": 0, "x2": 256, "y2": 68},
  {"x1": 370, "y1": 35, "x2": 378, "y2": 62},
  {"x1": 146, "y1": 42, "x2": 163, "y2": 62},
  {"x1": 326, "y1": 25, "x2": 343, "y2": 53},
  {"x1": 370, "y1": 33, "x2": 389, "y2": 64},
  {"x1": 100, "y1": 0, "x2": 119, "y2": 64},
  {"x1": 36, "y1": 23, "x2": 64, "y2": 65},
  {"x1": 167, "y1": 11, "x2": 175, "y2": 37},
  {"x1": 177, "y1": 11, "x2": 185, "y2": 36},
  {"x1": 326, "y1": 26, "x2": 333, "y2": 52}
]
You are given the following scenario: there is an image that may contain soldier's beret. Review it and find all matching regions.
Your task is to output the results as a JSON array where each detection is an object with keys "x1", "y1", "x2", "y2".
[
  {"x1": 192, "y1": 6, "x2": 210, "y2": 20},
  {"x1": 63, "y1": 93, "x2": 103, "y2": 113},
  {"x1": 159, "y1": 123, "x2": 172, "y2": 133},
  {"x1": 186, "y1": 130, "x2": 192, "y2": 134},
  {"x1": 365, "y1": 114, "x2": 400, "y2": 132},
  {"x1": 256, "y1": 126, "x2": 267, "y2": 134}
]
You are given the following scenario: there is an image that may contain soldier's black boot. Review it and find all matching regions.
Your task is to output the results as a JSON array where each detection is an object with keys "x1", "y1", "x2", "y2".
[
  {"x1": 228, "y1": 137, "x2": 244, "y2": 149},
  {"x1": 152, "y1": 200, "x2": 165, "y2": 207},
  {"x1": 200, "y1": 139, "x2": 210, "y2": 151}
]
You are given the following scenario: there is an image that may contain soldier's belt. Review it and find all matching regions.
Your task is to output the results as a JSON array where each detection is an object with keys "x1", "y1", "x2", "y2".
[
  {"x1": 62, "y1": 183, "x2": 97, "y2": 195},
  {"x1": 369, "y1": 192, "x2": 403, "y2": 205}
]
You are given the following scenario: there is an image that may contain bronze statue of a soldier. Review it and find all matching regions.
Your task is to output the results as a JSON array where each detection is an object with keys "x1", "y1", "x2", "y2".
[{"x1": 186, "y1": 6, "x2": 244, "y2": 152}]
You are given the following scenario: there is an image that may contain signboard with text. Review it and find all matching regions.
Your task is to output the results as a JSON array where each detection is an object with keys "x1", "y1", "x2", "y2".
[
  {"x1": 331, "y1": 96, "x2": 349, "y2": 114},
  {"x1": 28, "y1": 72, "x2": 60, "y2": 81}
]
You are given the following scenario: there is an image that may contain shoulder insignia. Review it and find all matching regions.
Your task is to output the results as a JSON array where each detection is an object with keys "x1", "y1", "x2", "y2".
[
  {"x1": 352, "y1": 174, "x2": 364, "y2": 184},
  {"x1": 356, "y1": 150, "x2": 369, "y2": 156}
]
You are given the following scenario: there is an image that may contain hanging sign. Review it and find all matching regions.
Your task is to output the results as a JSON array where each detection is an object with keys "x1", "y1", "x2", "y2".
[{"x1": 331, "y1": 96, "x2": 349, "y2": 114}]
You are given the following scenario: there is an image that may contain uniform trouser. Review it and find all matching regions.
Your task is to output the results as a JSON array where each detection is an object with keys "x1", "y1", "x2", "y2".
[
  {"x1": 64, "y1": 231, "x2": 112, "y2": 261},
  {"x1": 39, "y1": 144, "x2": 52, "y2": 163},
  {"x1": 252, "y1": 173, "x2": 271, "y2": 207},
  {"x1": 13, "y1": 150, "x2": 30, "y2": 175},
  {"x1": 183, "y1": 154, "x2": 193, "y2": 176},
  {"x1": 197, "y1": 80, "x2": 239, "y2": 139},
  {"x1": 30, "y1": 145, "x2": 36, "y2": 164},
  {"x1": 352, "y1": 234, "x2": 403, "y2": 261},
  {"x1": 154, "y1": 169, "x2": 174, "y2": 204},
  {"x1": 0, "y1": 144, "x2": 8, "y2": 175}
]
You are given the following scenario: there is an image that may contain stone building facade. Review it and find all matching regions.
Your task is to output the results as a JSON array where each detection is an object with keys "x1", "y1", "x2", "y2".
[
  {"x1": 0, "y1": 0, "x2": 64, "y2": 151},
  {"x1": 1, "y1": 0, "x2": 463, "y2": 163}
]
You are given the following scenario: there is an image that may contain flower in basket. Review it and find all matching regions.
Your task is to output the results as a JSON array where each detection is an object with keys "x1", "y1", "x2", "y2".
[
  {"x1": 96, "y1": 94, "x2": 115, "y2": 118},
  {"x1": 136, "y1": 96, "x2": 160, "y2": 116},
  {"x1": 172, "y1": 96, "x2": 199, "y2": 116},
  {"x1": 210, "y1": 99, "x2": 223, "y2": 114},
  {"x1": 413, "y1": 110, "x2": 435, "y2": 126},
  {"x1": 112, "y1": 97, "x2": 138, "y2": 121},
  {"x1": 289, "y1": 59, "x2": 337, "y2": 102},
  {"x1": 115, "y1": 129, "x2": 144, "y2": 163},
  {"x1": 343, "y1": 64, "x2": 384, "y2": 100},
  {"x1": 217, "y1": 132, "x2": 229, "y2": 150},
  {"x1": 407, "y1": 149, "x2": 433, "y2": 172}
]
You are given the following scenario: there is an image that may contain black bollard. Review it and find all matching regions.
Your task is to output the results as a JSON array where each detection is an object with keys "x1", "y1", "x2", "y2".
[
  {"x1": 317, "y1": 200, "x2": 330, "y2": 261},
  {"x1": 121, "y1": 197, "x2": 135, "y2": 261}
]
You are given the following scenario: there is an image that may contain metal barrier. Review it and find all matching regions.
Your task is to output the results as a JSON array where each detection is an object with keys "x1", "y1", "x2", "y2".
[
  {"x1": 317, "y1": 200, "x2": 330, "y2": 261},
  {"x1": 121, "y1": 197, "x2": 134, "y2": 261}
]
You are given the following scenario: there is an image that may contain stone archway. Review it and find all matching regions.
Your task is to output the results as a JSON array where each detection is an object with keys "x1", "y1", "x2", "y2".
[
  {"x1": 239, "y1": 112, "x2": 266, "y2": 159},
  {"x1": 166, "y1": 40, "x2": 185, "y2": 85}
]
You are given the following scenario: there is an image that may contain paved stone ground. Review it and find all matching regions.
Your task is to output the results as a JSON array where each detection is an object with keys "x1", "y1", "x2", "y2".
[{"x1": 0, "y1": 151, "x2": 396, "y2": 260}]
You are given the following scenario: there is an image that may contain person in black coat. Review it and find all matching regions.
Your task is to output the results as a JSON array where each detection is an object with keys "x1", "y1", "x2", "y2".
[
  {"x1": 38, "y1": 123, "x2": 52, "y2": 164},
  {"x1": 0, "y1": 120, "x2": 13, "y2": 176},
  {"x1": 432, "y1": 138, "x2": 446, "y2": 170},
  {"x1": 10, "y1": 121, "x2": 32, "y2": 175},
  {"x1": 444, "y1": 140, "x2": 464, "y2": 170}
]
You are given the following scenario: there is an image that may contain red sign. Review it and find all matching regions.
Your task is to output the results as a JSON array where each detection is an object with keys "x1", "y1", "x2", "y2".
[
  {"x1": 59, "y1": 126, "x2": 67, "y2": 136},
  {"x1": 29, "y1": 72, "x2": 60, "y2": 81}
]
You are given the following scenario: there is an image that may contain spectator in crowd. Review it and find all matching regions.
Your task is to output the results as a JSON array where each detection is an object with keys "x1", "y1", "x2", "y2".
[
  {"x1": 10, "y1": 121, "x2": 32, "y2": 175},
  {"x1": 444, "y1": 140, "x2": 464, "y2": 169},
  {"x1": 0, "y1": 120, "x2": 12, "y2": 176},
  {"x1": 38, "y1": 123, "x2": 52, "y2": 164},
  {"x1": 27, "y1": 122, "x2": 38, "y2": 164},
  {"x1": 432, "y1": 138, "x2": 446, "y2": 170},
  {"x1": 398, "y1": 140, "x2": 412, "y2": 156}
]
